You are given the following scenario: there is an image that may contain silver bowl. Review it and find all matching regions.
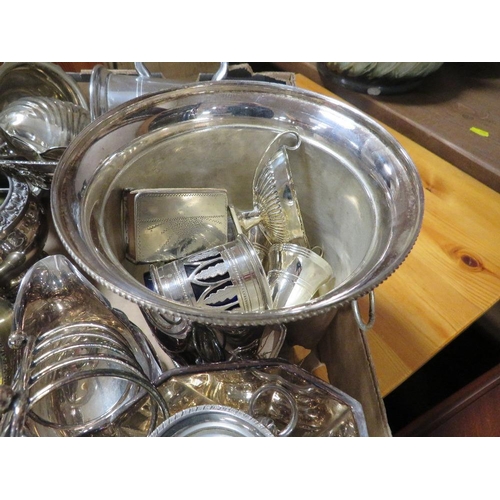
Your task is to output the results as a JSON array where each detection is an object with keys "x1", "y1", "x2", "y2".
[
  {"x1": 0, "y1": 96, "x2": 91, "y2": 160},
  {"x1": 0, "y1": 62, "x2": 88, "y2": 112},
  {"x1": 51, "y1": 81, "x2": 424, "y2": 327}
]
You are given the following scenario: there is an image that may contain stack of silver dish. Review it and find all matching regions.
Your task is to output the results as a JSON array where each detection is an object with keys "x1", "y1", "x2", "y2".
[{"x1": 0, "y1": 62, "x2": 425, "y2": 437}]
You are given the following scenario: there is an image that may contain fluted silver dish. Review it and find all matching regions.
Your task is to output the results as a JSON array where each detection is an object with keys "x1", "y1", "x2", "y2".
[
  {"x1": 236, "y1": 130, "x2": 309, "y2": 247},
  {"x1": 0, "y1": 96, "x2": 90, "y2": 161},
  {"x1": 0, "y1": 62, "x2": 88, "y2": 112}
]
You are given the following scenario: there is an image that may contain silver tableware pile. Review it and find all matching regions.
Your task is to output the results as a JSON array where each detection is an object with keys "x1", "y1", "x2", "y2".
[
  {"x1": 0, "y1": 62, "x2": 426, "y2": 437},
  {"x1": 0, "y1": 62, "x2": 89, "y2": 301},
  {"x1": 0, "y1": 96, "x2": 90, "y2": 161},
  {"x1": 0, "y1": 254, "x2": 366, "y2": 437},
  {"x1": 139, "y1": 130, "x2": 335, "y2": 365},
  {"x1": 0, "y1": 255, "x2": 168, "y2": 437},
  {"x1": 0, "y1": 62, "x2": 90, "y2": 191}
]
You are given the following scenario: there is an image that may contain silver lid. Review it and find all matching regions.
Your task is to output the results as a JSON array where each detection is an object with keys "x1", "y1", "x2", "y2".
[{"x1": 149, "y1": 404, "x2": 274, "y2": 437}]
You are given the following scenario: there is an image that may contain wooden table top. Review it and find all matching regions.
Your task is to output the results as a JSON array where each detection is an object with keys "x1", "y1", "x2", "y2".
[
  {"x1": 295, "y1": 74, "x2": 500, "y2": 397},
  {"x1": 279, "y1": 63, "x2": 500, "y2": 193}
]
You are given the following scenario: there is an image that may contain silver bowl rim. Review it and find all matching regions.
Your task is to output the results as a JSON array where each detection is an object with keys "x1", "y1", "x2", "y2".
[{"x1": 51, "y1": 80, "x2": 424, "y2": 327}]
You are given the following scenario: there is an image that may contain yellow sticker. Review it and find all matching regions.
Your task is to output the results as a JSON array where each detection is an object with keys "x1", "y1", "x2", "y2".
[{"x1": 470, "y1": 127, "x2": 489, "y2": 137}]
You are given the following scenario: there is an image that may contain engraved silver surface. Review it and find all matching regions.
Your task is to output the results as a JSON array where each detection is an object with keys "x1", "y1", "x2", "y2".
[
  {"x1": 0, "y1": 175, "x2": 30, "y2": 231},
  {"x1": 0, "y1": 171, "x2": 49, "y2": 296},
  {"x1": 124, "y1": 187, "x2": 228, "y2": 264},
  {"x1": 149, "y1": 234, "x2": 271, "y2": 313}
]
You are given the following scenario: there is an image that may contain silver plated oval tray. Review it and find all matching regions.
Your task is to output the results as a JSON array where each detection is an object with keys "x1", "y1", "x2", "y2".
[{"x1": 51, "y1": 80, "x2": 424, "y2": 327}]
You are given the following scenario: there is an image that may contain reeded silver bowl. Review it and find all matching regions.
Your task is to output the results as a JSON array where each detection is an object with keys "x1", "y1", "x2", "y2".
[
  {"x1": 0, "y1": 62, "x2": 88, "y2": 112},
  {"x1": 0, "y1": 96, "x2": 91, "y2": 159},
  {"x1": 51, "y1": 81, "x2": 424, "y2": 327}
]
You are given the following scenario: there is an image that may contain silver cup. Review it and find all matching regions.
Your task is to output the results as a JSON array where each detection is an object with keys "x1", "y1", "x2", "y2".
[
  {"x1": 267, "y1": 243, "x2": 335, "y2": 308},
  {"x1": 147, "y1": 234, "x2": 272, "y2": 314}
]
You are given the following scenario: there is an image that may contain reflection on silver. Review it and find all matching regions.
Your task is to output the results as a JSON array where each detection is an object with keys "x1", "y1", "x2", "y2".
[
  {"x1": 152, "y1": 360, "x2": 368, "y2": 437},
  {"x1": 0, "y1": 171, "x2": 49, "y2": 298},
  {"x1": 0, "y1": 255, "x2": 167, "y2": 437},
  {"x1": 237, "y1": 131, "x2": 309, "y2": 247},
  {"x1": 267, "y1": 242, "x2": 335, "y2": 308},
  {"x1": 123, "y1": 187, "x2": 228, "y2": 264},
  {"x1": 150, "y1": 404, "x2": 274, "y2": 437},
  {"x1": 0, "y1": 62, "x2": 88, "y2": 112},
  {"x1": 0, "y1": 296, "x2": 14, "y2": 386},
  {"x1": 89, "y1": 62, "x2": 228, "y2": 119},
  {"x1": 248, "y1": 383, "x2": 298, "y2": 436},
  {"x1": 80, "y1": 359, "x2": 368, "y2": 437},
  {"x1": 147, "y1": 234, "x2": 272, "y2": 314},
  {"x1": 227, "y1": 323, "x2": 287, "y2": 361},
  {"x1": 245, "y1": 223, "x2": 271, "y2": 268},
  {"x1": 0, "y1": 97, "x2": 90, "y2": 160}
]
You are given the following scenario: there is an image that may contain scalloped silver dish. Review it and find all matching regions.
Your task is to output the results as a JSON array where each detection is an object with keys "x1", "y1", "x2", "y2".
[{"x1": 0, "y1": 96, "x2": 90, "y2": 159}]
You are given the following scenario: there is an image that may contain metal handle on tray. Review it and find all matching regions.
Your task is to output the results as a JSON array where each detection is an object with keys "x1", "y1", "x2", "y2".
[{"x1": 351, "y1": 290, "x2": 376, "y2": 331}]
